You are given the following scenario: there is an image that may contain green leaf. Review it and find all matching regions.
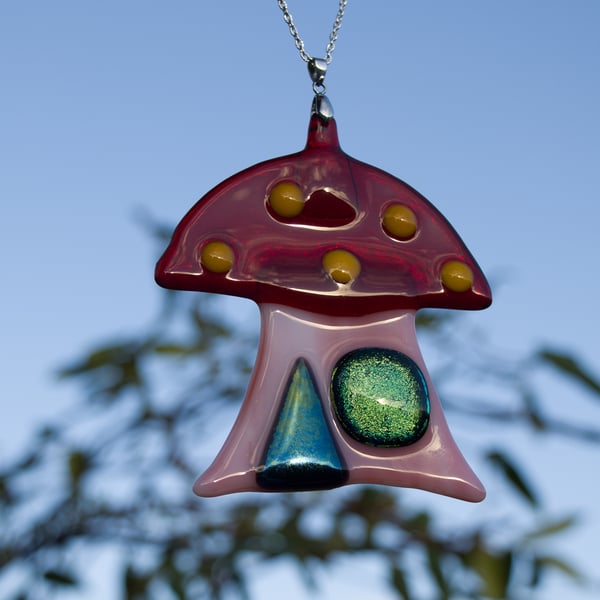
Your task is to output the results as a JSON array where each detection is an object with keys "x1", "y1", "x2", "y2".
[
  {"x1": 125, "y1": 566, "x2": 151, "y2": 599},
  {"x1": 539, "y1": 349, "x2": 600, "y2": 396},
  {"x1": 465, "y1": 547, "x2": 512, "y2": 599},
  {"x1": 68, "y1": 451, "x2": 90, "y2": 487},
  {"x1": 415, "y1": 310, "x2": 453, "y2": 330},
  {"x1": 426, "y1": 547, "x2": 450, "y2": 599},
  {"x1": 391, "y1": 566, "x2": 413, "y2": 600},
  {"x1": 0, "y1": 477, "x2": 14, "y2": 504},
  {"x1": 404, "y1": 511, "x2": 430, "y2": 535},
  {"x1": 487, "y1": 450, "x2": 539, "y2": 507},
  {"x1": 342, "y1": 487, "x2": 397, "y2": 525},
  {"x1": 190, "y1": 305, "x2": 230, "y2": 340},
  {"x1": 534, "y1": 555, "x2": 584, "y2": 584},
  {"x1": 522, "y1": 516, "x2": 578, "y2": 542},
  {"x1": 58, "y1": 344, "x2": 132, "y2": 377},
  {"x1": 153, "y1": 343, "x2": 197, "y2": 356},
  {"x1": 521, "y1": 390, "x2": 546, "y2": 431},
  {"x1": 43, "y1": 569, "x2": 78, "y2": 586}
]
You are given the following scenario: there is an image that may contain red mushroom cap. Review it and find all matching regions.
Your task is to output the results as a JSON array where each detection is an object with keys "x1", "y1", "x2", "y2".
[{"x1": 155, "y1": 115, "x2": 492, "y2": 316}]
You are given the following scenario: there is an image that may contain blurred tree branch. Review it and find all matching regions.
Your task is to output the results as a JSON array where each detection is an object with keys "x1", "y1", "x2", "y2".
[{"x1": 1, "y1": 279, "x2": 599, "y2": 599}]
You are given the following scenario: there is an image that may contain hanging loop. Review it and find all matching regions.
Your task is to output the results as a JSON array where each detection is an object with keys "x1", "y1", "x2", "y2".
[
  {"x1": 312, "y1": 81, "x2": 327, "y2": 95},
  {"x1": 308, "y1": 57, "x2": 328, "y2": 95},
  {"x1": 308, "y1": 57, "x2": 327, "y2": 86}
]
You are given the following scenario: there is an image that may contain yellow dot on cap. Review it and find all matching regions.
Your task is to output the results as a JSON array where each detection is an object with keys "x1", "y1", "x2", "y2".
[
  {"x1": 382, "y1": 204, "x2": 418, "y2": 240},
  {"x1": 441, "y1": 260, "x2": 473, "y2": 292},
  {"x1": 201, "y1": 241, "x2": 234, "y2": 274},
  {"x1": 323, "y1": 249, "x2": 361, "y2": 284},
  {"x1": 268, "y1": 181, "x2": 305, "y2": 218}
]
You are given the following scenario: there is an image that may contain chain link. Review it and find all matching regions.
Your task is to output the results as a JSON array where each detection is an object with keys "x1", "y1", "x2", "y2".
[{"x1": 277, "y1": 0, "x2": 347, "y2": 65}]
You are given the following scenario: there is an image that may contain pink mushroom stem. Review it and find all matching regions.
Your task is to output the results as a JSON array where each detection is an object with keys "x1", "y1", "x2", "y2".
[{"x1": 194, "y1": 303, "x2": 485, "y2": 502}]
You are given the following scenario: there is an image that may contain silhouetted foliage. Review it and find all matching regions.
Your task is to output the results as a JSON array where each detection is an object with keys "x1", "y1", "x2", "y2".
[{"x1": 1, "y1": 270, "x2": 599, "y2": 599}]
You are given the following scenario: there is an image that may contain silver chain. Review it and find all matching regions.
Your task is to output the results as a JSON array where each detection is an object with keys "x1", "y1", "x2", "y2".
[{"x1": 277, "y1": 0, "x2": 347, "y2": 65}]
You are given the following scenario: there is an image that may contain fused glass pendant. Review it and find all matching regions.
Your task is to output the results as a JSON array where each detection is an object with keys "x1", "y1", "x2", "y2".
[{"x1": 155, "y1": 99, "x2": 492, "y2": 501}]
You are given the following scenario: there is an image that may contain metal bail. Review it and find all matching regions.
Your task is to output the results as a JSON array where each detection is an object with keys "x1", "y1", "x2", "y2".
[
  {"x1": 311, "y1": 94, "x2": 334, "y2": 122},
  {"x1": 308, "y1": 57, "x2": 327, "y2": 87}
]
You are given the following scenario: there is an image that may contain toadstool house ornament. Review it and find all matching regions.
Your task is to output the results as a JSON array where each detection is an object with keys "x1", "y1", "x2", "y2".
[{"x1": 155, "y1": 1, "x2": 492, "y2": 502}]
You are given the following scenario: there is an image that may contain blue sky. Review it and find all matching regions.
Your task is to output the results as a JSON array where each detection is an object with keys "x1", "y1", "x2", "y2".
[{"x1": 1, "y1": 2, "x2": 599, "y2": 598}]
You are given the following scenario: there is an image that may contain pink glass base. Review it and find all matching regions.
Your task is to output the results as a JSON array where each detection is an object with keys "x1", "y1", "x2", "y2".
[{"x1": 194, "y1": 303, "x2": 485, "y2": 502}]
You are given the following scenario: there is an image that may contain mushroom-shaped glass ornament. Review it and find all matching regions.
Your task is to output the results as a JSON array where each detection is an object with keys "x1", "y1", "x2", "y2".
[{"x1": 156, "y1": 101, "x2": 492, "y2": 502}]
